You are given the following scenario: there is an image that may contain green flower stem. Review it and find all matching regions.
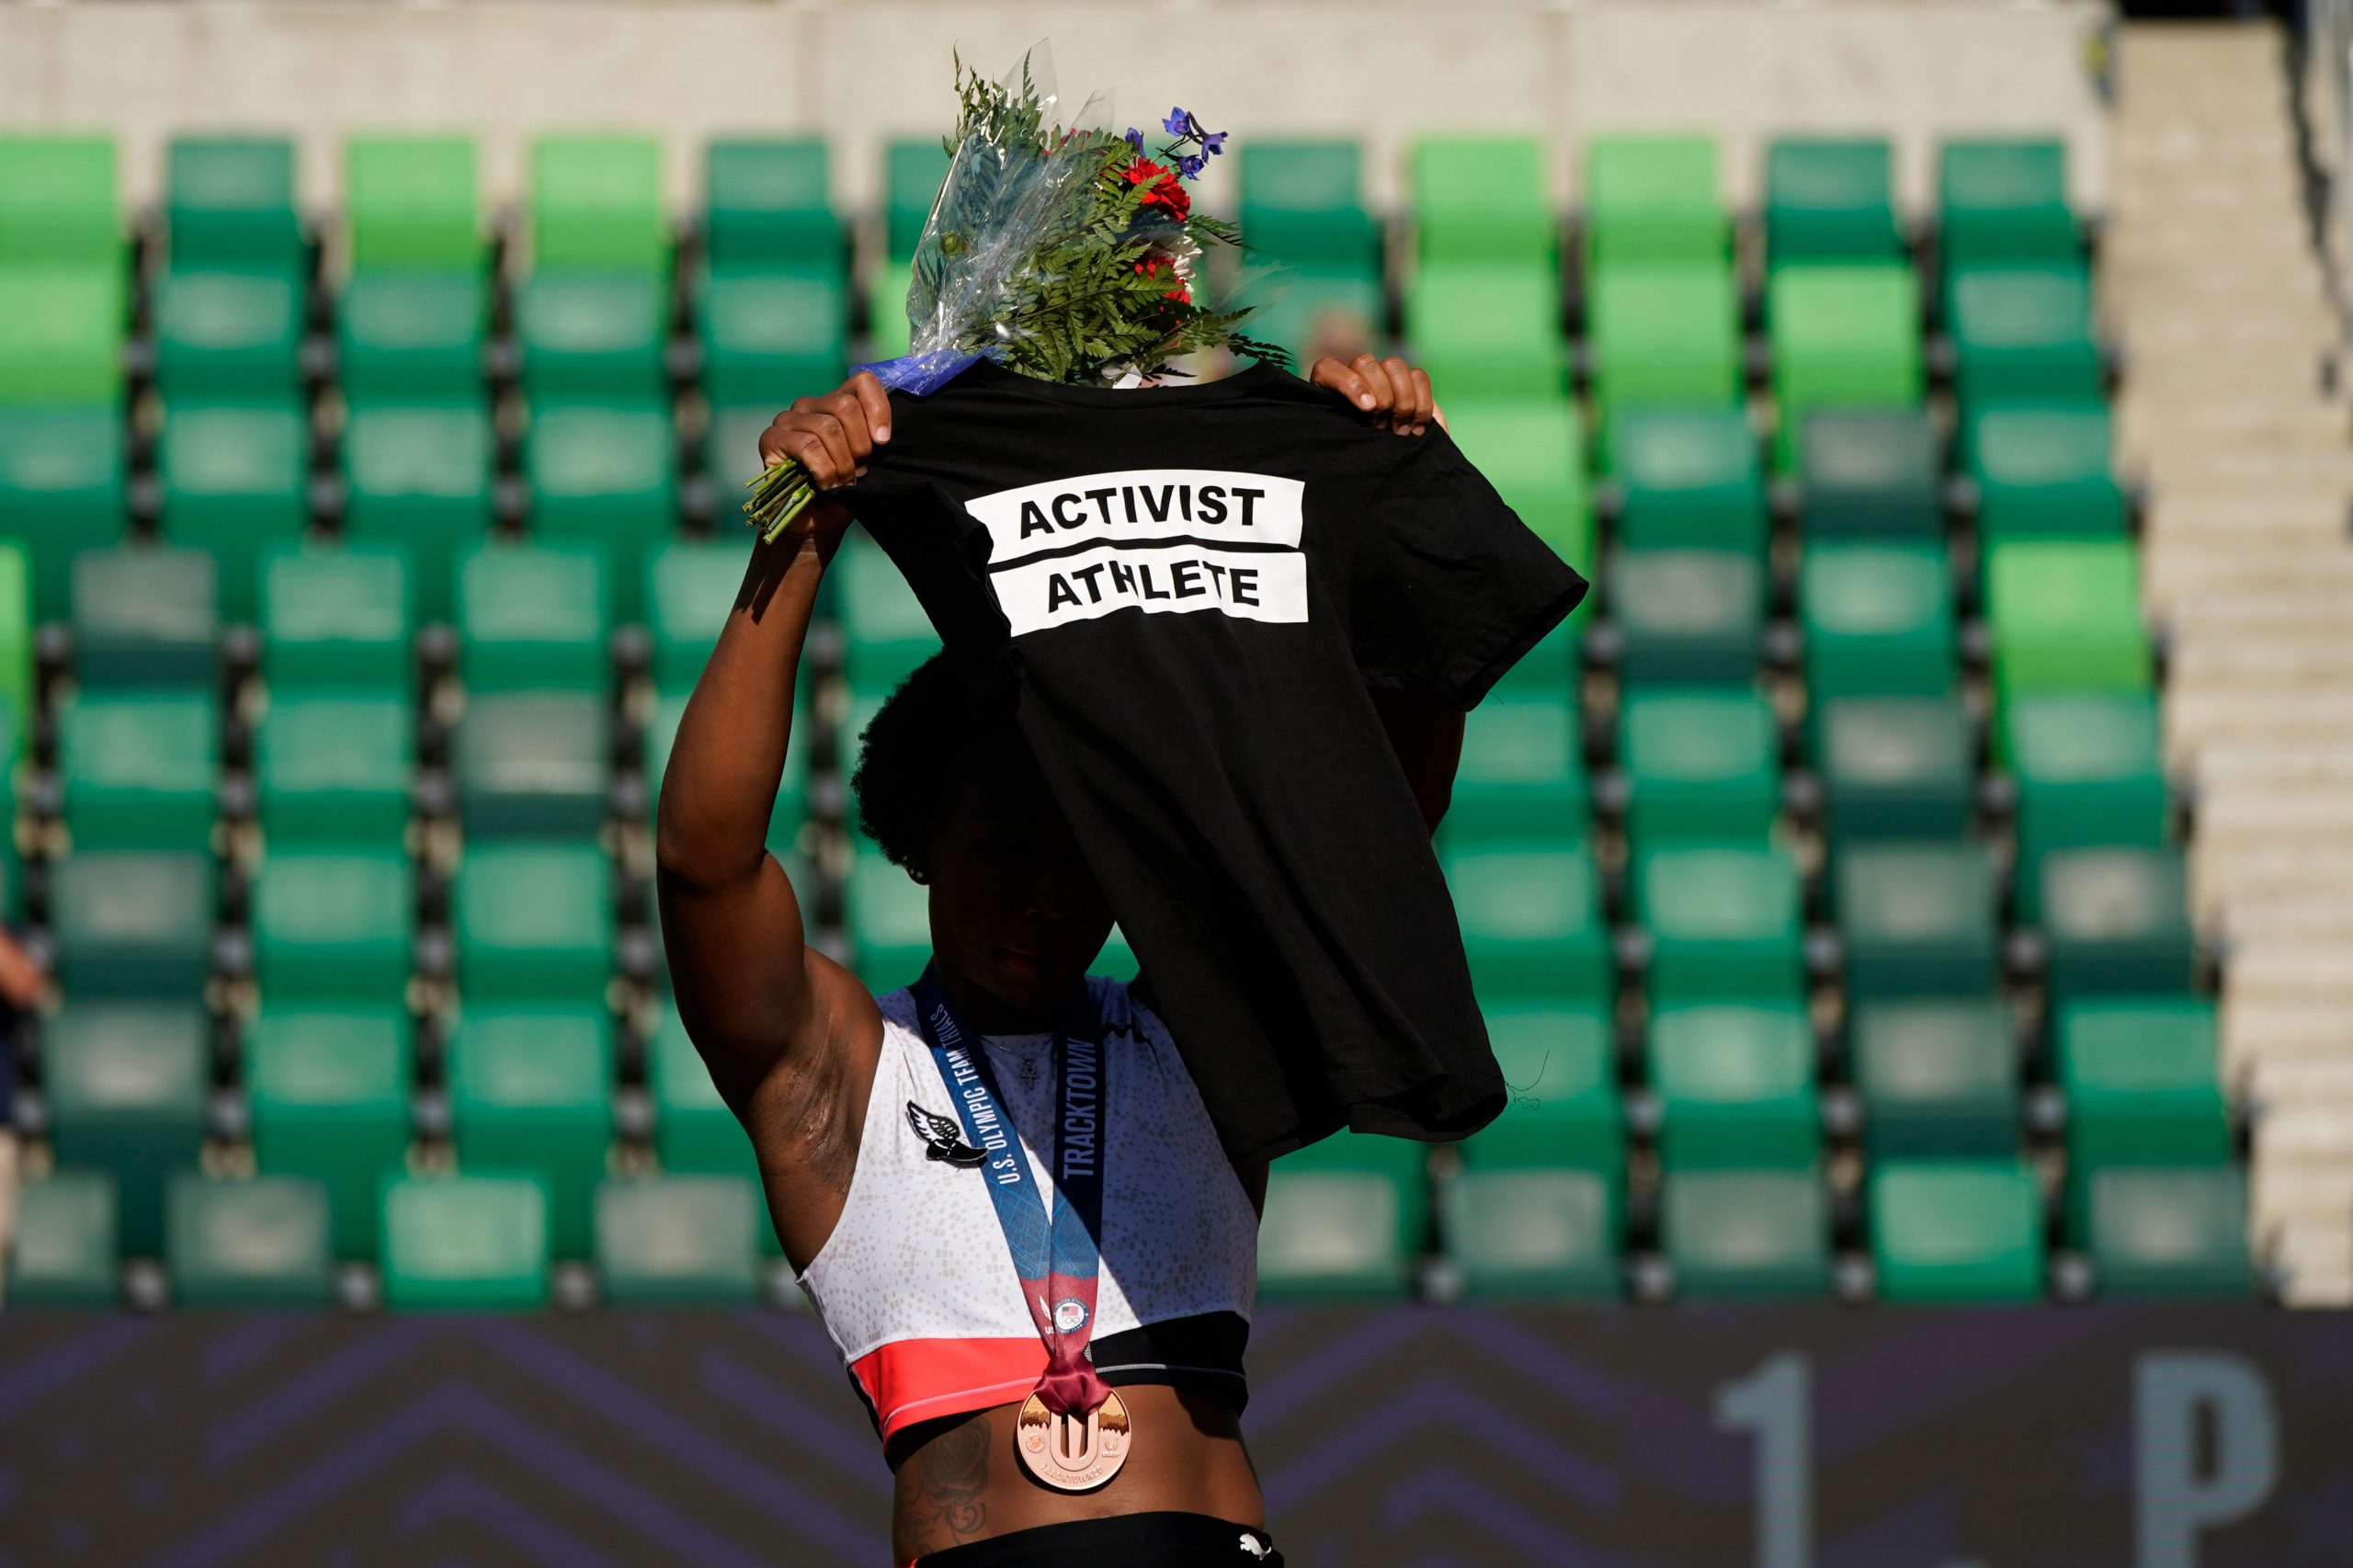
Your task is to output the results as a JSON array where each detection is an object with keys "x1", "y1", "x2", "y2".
[{"x1": 742, "y1": 460, "x2": 818, "y2": 543}]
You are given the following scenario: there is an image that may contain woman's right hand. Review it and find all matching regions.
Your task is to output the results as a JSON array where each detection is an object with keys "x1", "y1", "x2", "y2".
[
  {"x1": 758, "y1": 371, "x2": 892, "y2": 475},
  {"x1": 755, "y1": 370, "x2": 894, "y2": 541}
]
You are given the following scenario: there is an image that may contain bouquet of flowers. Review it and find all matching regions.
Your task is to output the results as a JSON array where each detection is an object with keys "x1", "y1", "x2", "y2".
[{"x1": 744, "y1": 48, "x2": 1289, "y2": 541}]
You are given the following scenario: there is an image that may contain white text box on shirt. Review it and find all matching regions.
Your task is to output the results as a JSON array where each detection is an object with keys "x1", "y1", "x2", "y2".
[
  {"x1": 964, "y1": 469, "x2": 1307, "y2": 566},
  {"x1": 991, "y1": 545, "x2": 1308, "y2": 637}
]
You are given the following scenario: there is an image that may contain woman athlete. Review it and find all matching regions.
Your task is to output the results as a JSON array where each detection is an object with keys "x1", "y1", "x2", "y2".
[{"x1": 655, "y1": 352, "x2": 1451, "y2": 1568}]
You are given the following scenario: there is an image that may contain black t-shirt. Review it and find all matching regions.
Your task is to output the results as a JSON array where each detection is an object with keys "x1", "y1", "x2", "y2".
[{"x1": 836, "y1": 358, "x2": 1589, "y2": 1164}]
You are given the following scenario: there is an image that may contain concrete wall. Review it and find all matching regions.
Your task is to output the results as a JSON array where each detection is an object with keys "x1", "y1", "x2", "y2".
[{"x1": 0, "y1": 0, "x2": 2110, "y2": 220}]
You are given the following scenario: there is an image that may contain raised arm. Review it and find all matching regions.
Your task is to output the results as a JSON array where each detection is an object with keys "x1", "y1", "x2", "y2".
[{"x1": 653, "y1": 379, "x2": 893, "y2": 1233}]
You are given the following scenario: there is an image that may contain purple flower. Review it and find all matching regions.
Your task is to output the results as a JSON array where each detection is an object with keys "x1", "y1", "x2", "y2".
[
  {"x1": 1178, "y1": 153, "x2": 1206, "y2": 179},
  {"x1": 1199, "y1": 127, "x2": 1228, "y2": 156},
  {"x1": 1162, "y1": 107, "x2": 1190, "y2": 136},
  {"x1": 1124, "y1": 128, "x2": 1144, "y2": 153}
]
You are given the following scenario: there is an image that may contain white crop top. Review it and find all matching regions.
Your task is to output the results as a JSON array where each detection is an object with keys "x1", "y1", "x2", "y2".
[{"x1": 796, "y1": 979, "x2": 1260, "y2": 1449}]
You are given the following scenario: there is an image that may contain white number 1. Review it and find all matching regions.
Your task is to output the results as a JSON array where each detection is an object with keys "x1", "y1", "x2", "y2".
[{"x1": 1714, "y1": 1353, "x2": 1813, "y2": 1568}]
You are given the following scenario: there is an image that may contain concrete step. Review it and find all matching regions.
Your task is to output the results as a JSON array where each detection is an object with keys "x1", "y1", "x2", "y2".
[
  {"x1": 2194, "y1": 846, "x2": 2353, "y2": 928},
  {"x1": 2224, "y1": 999, "x2": 2353, "y2": 1083}
]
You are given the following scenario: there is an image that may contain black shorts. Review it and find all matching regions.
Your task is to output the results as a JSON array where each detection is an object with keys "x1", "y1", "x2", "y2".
[{"x1": 913, "y1": 1512, "x2": 1281, "y2": 1567}]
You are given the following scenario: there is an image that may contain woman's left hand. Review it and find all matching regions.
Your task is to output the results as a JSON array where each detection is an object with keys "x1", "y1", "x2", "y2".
[{"x1": 1307, "y1": 354, "x2": 1443, "y2": 436}]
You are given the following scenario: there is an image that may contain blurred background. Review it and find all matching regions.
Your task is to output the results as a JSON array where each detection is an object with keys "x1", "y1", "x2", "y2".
[{"x1": 1, "y1": 1, "x2": 2349, "y2": 1564}]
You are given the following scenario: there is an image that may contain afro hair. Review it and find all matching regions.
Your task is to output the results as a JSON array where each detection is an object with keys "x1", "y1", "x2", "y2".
[{"x1": 850, "y1": 651, "x2": 1023, "y2": 874}]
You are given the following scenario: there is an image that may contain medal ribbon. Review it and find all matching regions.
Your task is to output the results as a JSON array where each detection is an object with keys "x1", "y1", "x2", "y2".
[{"x1": 911, "y1": 966, "x2": 1113, "y2": 1419}]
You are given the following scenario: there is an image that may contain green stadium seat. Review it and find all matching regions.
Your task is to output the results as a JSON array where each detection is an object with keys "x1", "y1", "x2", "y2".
[
  {"x1": 1648, "y1": 1002, "x2": 1819, "y2": 1168},
  {"x1": 1636, "y1": 843, "x2": 1803, "y2": 1004},
  {"x1": 257, "y1": 541, "x2": 414, "y2": 693},
  {"x1": 2006, "y1": 692, "x2": 2166, "y2": 915},
  {"x1": 530, "y1": 134, "x2": 664, "y2": 273},
  {"x1": 1662, "y1": 1168, "x2": 1831, "y2": 1298},
  {"x1": 1836, "y1": 842, "x2": 1998, "y2": 997},
  {"x1": 838, "y1": 535, "x2": 938, "y2": 694},
  {"x1": 49, "y1": 851, "x2": 216, "y2": 997},
  {"x1": 255, "y1": 691, "x2": 411, "y2": 843},
  {"x1": 1768, "y1": 267, "x2": 1923, "y2": 462},
  {"x1": 457, "y1": 689, "x2": 609, "y2": 837},
  {"x1": 884, "y1": 138, "x2": 952, "y2": 262},
  {"x1": 0, "y1": 267, "x2": 125, "y2": 405},
  {"x1": 58, "y1": 689, "x2": 217, "y2": 849},
  {"x1": 381, "y1": 1173, "x2": 551, "y2": 1310},
  {"x1": 1620, "y1": 688, "x2": 1779, "y2": 845},
  {"x1": 1459, "y1": 1004, "x2": 1619, "y2": 1172},
  {"x1": 1585, "y1": 135, "x2": 1725, "y2": 269},
  {"x1": 1607, "y1": 407, "x2": 1765, "y2": 552},
  {"x1": 1965, "y1": 403, "x2": 2126, "y2": 543},
  {"x1": 1585, "y1": 264, "x2": 1742, "y2": 413},
  {"x1": 870, "y1": 258, "x2": 915, "y2": 358},
  {"x1": 1797, "y1": 410, "x2": 1941, "y2": 539},
  {"x1": 346, "y1": 136, "x2": 480, "y2": 271},
  {"x1": 699, "y1": 269, "x2": 849, "y2": 407},
  {"x1": 166, "y1": 1174, "x2": 335, "y2": 1306},
  {"x1": 1094, "y1": 926, "x2": 1141, "y2": 983},
  {"x1": 1870, "y1": 1159, "x2": 2044, "y2": 1302},
  {"x1": 43, "y1": 1001, "x2": 210, "y2": 1254},
  {"x1": 1987, "y1": 540, "x2": 2150, "y2": 698},
  {"x1": 1270, "y1": 1130, "x2": 1412, "y2": 1290},
  {"x1": 0, "y1": 134, "x2": 118, "y2": 266},
  {"x1": 245, "y1": 1005, "x2": 412, "y2": 1257},
  {"x1": 1413, "y1": 136, "x2": 1552, "y2": 266},
  {"x1": 456, "y1": 540, "x2": 609, "y2": 692},
  {"x1": 1406, "y1": 263, "x2": 1563, "y2": 399},
  {"x1": 1257, "y1": 1165, "x2": 1412, "y2": 1300},
  {"x1": 1801, "y1": 541, "x2": 1956, "y2": 699},
  {"x1": 1939, "y1": 138, "x2": 2076, "y2": 270},
  {"x1": 1443, "y1": 839, "x2": 1612, "y2": 1006},
  {"x1": 453, "y1": 841, "x2": 614, "y2": 1000},
  {"x1": 448, "y1": 1002, "x2": 613, "y2": 1256},
  {"x1": 706, "y1": 403, "x2": 780, "y2": 491},
  {"x1": 158, "y1": 401, "x2": 309, "y2": 617},
  {"x1": 1238, "y1": 140, "x2": 1380, "y2": 277},
  {"x1": 647, "y1": 1001, "x2": 753, "y2": 1176},
  {"x1": 1814, "y1": 696, "x2": 1975, "y2": 842},
  {"x1": 516, "y1": 272, "x2": 667, "y2": 401},
  {"x1": 1849, "y1": 997, "x2": 2020, "y2": 1158},
  {"x1": 847, "y1": 845, "x2": 930, "y2": 994},
  {"x1": 1443, "y1": 400, "x2": 1591, "y2": 574},
  {"x1": 1248, "y1": 271, "x2": 1384, "y2": 364},
  {"x1": 1765, "y1": 137, "x2": 1900, "y2": 267},
  {"x1": 0, "y1": 405, "x2": 125, "y2": 620},
  {"x1": 1608, "y1": 548, "x2": 1762, "y2": 685},
  {"x1": 2058, "y1": 999, "x2": 2230, "y2": 1226},
  {"x1": 1442, "y1": 1168, "x2": 1619, "y2": 1299},
  {"x1": 341, "y1": 402, "x2": 496, "y2": 621},
  {"x1": 645, "y1": 536, "x2": 749, "y2": 689},
  {"x1": 5, "y1": 1172, "x2": 119, "y2": 1305},
  {"x1": 644, "y1": 686, "x2": 809, "y2": 856},
  {"x1": 253, "y1": 846, "x2": 412, "y2": 999},
  {"x1": 2088, "y1": 1166, "x2": 2254, "y2": 1299},
  {"x1": 597, "y1": 1176, "x2": 763, "y2": 1303},
  {"x1": 524, "y1": 403, "x2": 676, "y2": 613},
  {"x1": 153, "y1": 269, "x2": 303, "y2": 398},
  {"x1": 705, "y1": 137, "x2": 837, "y2": 273},
  {"x1": 1446, "y1": 690, "x2": 1586, "y2": 843},
  {"x1": 336, "y1": 271, "x2": 486, "y2": 399},
  {"x1": 0, "y1": 542, "x2": 29, "y2": 747},
  {"x1": 1949, "y1": 264, "x2": 2100, "y2": 408},
  {"x1": 167, "y1": 136, "x2": 301, "y2": 274}
]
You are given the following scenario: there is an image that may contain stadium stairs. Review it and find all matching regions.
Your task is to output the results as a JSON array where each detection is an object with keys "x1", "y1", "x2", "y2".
[{"x1": 2115, "y1": 20, "x2": 2353, "y2": 1306}]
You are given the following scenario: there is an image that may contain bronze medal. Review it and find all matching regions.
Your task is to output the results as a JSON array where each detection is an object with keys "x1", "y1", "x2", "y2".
[{"x1": 1015, "y1": 1388, "x2": 1131, "y2": 1491}]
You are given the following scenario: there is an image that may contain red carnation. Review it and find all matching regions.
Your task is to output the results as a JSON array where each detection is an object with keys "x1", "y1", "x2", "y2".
[
  {"x1": 1123, "y1": 157, "x2": 1170, "y2": 186},
  {"x1": 1141, "y1": 173, "x2": 1190, "y2": 218}
]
